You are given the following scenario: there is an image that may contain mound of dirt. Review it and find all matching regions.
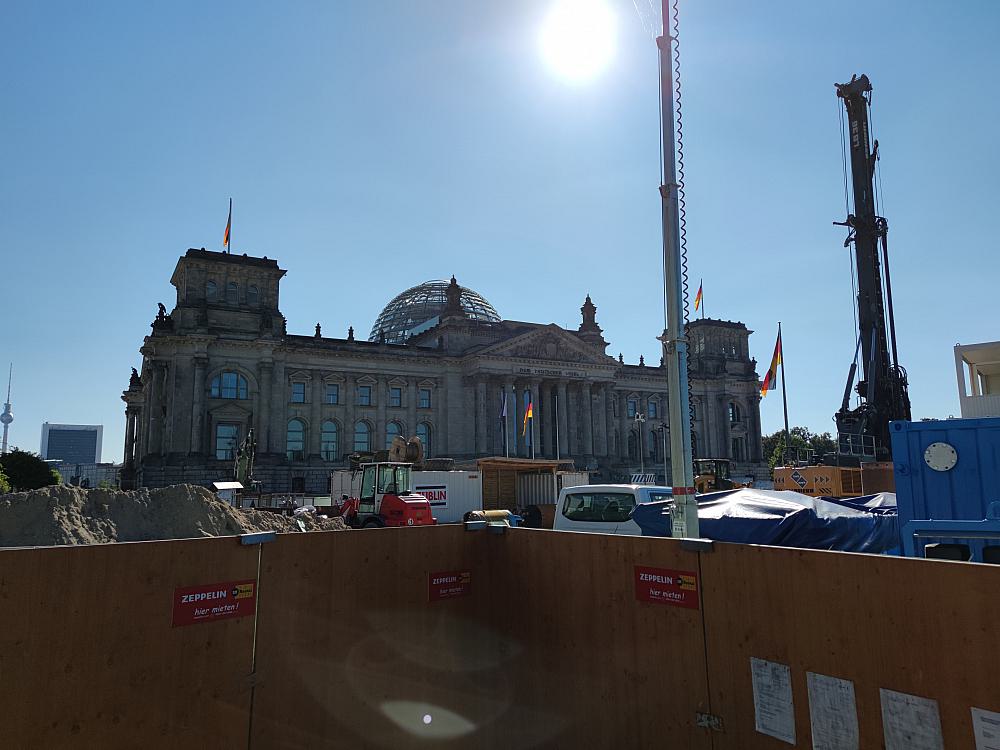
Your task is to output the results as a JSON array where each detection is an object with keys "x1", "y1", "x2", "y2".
[{"x1": 0, "y1": 484, "x2": 347, "y2": 547}]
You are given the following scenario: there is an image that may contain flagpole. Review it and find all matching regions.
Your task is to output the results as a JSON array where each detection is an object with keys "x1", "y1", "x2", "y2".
[{"x1": 778, "y1": 321, "x2": 791, "y2": 460}]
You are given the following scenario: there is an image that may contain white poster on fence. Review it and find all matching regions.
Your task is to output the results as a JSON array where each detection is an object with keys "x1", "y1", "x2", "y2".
[
  {"x1": 807, "y1": 672, "x2": 859, "y2": 750},
  {"x1": 751, "y1": 657, "x2": 795, "y2": 745},
  {"x1": 972, "y1": 707, "x2": 1000, "y2": 750},
  {"x1": 880, "y1": 688, "x2": 943, "y2": 750}
]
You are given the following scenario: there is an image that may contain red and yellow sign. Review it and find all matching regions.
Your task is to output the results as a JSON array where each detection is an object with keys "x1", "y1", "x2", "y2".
[
  {"x1": 172, "y1": 580, "x2": 256, "y2": 627},
  {"x1": 634, "y1": 566, "x2": 699, "y2": 609}
]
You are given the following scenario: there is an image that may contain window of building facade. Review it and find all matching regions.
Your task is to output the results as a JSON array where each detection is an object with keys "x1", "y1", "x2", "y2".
[
  {"x1": 291, "y1": 382, "x2": 306, "y2": 403},
  {"x1": 691, "y1": 403, "x2": 698, "y2": 421},
  {"x1": 321, "y1": 421, "x2": 339, "y2": 461},
  {"x1": 215, "y1": 423, "x2": 239, "y2": 460},
  {"x1": 354, "y1": 422, "x2": 371, "y2": 452},
  {"x1": 325, "y1": 383, "x2": 339, "y2": 404},
  {"x1": 226, "y1": 281, "x2": 238, "y2": 304},
  {"x1": 691, "y1": 432, "x2": 699, "y2": 458},
  {"x1": 286, "y1": 419, "x2": 305, "y2": 460},
  {"x1": 358, "y1": 385, "x2": 372, "y2": 406},
  {"x1": 389, "y1": 387, "x2": 402, "y2": 407},
  {"x1": 206, "y1": 280, "x2": 218, "y2": 301},
  {"x1": 627, "y1": 398, "x2": 638, "y2": 418},
  {"x1": 729, "y1": 402, "x2": 741, "y2": 424},
  {"x1": 211, "y1": 371, "x2": 248, "y2": 400},
  {"x1": 385, "y1": 421, "x2": 402, "y2": 449},
  {"x1": 418, "y1": 388, "x2": 431, "y2": 409},
  {"x1": 647, "y1": 400, "x2": 658, "y2": 419},
  {"x1": 416, "y1": 422, "x2": 431, "y2": 456},
  {"x1": 291, "y1": 477, "x2": 305, "y2": 493},
  {"x1": 628, "y1": 430, "x2": 638, "y2": 461},
  {"x1": 247, "y1": 285, "x2": 259, "y2": 305}
]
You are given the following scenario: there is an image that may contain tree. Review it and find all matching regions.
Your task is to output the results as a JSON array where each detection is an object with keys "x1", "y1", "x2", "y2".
[
  {"x1": 0, "y1": 449, "x2": 61, "y2": 491},
  {"x1": 762, "y1": 427, "x2": 838, "y2": 472},
  {"x1": 0, "y1": 466, "x2": 10, "y2": 494}
]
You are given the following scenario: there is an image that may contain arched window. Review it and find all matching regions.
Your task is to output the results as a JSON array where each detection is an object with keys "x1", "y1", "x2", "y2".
[
  {"x1": 728, "y1": 402, "x2": 742, "y2": 424},
  {"x1": 416, "y1": 422, "x2": 431, "y2": 457},
  {"x1": 321, "y1": 421, "x2": 339, "y2": 461},
  {"x1": 226, "y1": 281, "x2": 238, "y2": 304},
  {"x1": 385, "y1": 421, "x2": 402, "y2": 449},
  {"x1": 206, "y1": 280, "x2": 218, "y2": 301},
  {"x1": 247, "y1": 285, "x2": 259, "y2": 305},
  {"x1": 210, "y1": 371, "x2": 249, "y2": 400},
  {"x1": 354, "y1": 421, "x2": 370, "y2": 453},
  {"x1": 286, "y1": 419, "x2": 305, "y2": 461}
]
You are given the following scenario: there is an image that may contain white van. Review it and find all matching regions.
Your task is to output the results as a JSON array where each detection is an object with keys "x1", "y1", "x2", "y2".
[{"x1": 553, "y1": 484, "x2": 673, "y2": 535}]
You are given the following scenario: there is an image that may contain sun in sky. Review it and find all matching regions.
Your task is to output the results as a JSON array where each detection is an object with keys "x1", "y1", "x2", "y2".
[{"x1": 539, "y1": 0, "x2": 618, "y2": 83}]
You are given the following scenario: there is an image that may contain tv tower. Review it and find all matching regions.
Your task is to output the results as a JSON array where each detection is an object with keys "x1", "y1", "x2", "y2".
[{"x1": 1, "y1": 364, "x2": 12, "y2": 454}]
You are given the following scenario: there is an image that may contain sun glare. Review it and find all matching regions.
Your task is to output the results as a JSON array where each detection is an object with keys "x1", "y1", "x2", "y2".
[{"x1": 539, "y1": 0, "x2": 617, "y2": 83}]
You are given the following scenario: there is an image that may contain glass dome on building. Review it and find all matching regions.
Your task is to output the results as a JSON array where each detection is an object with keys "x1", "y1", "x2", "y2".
[{"x1": 369, "y1": 279, "x2": 501, "y2": 344}]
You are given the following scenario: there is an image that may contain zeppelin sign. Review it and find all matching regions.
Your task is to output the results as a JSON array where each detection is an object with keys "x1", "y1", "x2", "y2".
[
  {"x1": 634, "y1": 566, "x2": 699, "y2": 610},
  {"x1": 172, "y1": 580, "x2": 257, "y2": 627}
]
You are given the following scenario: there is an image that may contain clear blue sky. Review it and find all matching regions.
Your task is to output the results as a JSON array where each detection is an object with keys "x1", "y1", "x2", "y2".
[{"x1": 2, "y1": 1, "x2": 997, "y2": 462}]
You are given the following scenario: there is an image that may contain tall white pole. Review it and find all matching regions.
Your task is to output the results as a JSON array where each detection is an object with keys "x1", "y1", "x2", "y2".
[{"x1": 657, "y1": 4, "x2": 699, "y2": 537}]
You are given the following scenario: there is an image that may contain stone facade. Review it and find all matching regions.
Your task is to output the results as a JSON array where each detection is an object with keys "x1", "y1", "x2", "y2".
[{"x1": 122, "y1": 249, "x2": 764, "y2": 493}]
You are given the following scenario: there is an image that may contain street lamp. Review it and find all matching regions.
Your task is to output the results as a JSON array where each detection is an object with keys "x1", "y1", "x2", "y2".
[{"x1": 633, "y1": 411, "x2": 646, "y2": 475}]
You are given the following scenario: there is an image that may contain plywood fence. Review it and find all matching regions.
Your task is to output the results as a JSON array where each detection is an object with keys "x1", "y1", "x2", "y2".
[{"x1": 1, "y1": 526, "x2": 999, "y2": 749}]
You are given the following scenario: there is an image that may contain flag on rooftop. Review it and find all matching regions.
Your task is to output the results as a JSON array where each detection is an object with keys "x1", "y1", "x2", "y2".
[
  {"x1": 694, "y1": 280, "x2": 703, "y2": 311},
  {"x1": 223, "y1": 198, "x2": 232, "y2": 249},
  {"x1": 760, "y1": 328, "x2": 782, "y2": 397}
]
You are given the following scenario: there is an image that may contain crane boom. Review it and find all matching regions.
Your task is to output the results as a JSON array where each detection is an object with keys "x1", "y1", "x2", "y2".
[{"x1": 833, "y1": 74, "x2": 911, "y2": 461}]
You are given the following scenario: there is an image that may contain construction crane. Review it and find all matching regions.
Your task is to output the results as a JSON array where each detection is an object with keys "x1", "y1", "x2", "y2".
[{"x1": 832, "y1": 74, "x2": 911, "y2": 462}]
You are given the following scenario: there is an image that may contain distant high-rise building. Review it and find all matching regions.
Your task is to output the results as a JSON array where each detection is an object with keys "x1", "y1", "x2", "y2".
[{"x1": 40, "y1": 423, "x2": 103, "y2": 463}]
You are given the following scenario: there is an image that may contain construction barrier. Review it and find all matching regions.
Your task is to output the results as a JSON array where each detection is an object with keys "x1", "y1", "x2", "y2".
[
  {"x1": 1, "y1": 527, "x2": 1000, "y2": 748},
  {"x1": 0, "y1": 537, "x2": 259, "y2": 749}
]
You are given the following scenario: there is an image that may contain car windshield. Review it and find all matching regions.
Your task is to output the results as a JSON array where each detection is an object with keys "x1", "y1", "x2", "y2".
[
  {"x1": 646, "y1": 491, "x2": 672, "y2": 503},
  {"x1": 562, "y1": 492, "x2": 635, "y2": 523}
]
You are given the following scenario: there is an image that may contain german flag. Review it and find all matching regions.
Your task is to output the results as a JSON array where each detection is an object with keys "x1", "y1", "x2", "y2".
[
  {"x1": 223, "y1": 198, "x2": 232, "y2": 249},
  {"x1": 760, "y1": 328, "x2": 782, "y2": 397},
  {"x1": 694, "y1": 280, "x2": 703, "y2": 311},
  {"x1": 522, "y1": 400, "x2": 533, "y2": 436}
]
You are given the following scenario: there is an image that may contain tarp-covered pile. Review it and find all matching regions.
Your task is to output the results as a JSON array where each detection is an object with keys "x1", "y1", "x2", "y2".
[{"x1": 631, "y1": 488, "x2": 898, "y2": 553}]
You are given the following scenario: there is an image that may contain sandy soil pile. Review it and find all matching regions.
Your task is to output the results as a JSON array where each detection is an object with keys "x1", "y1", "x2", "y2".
[{"x1": 0, "y1": 484, "x2": 347, "y2": 547}]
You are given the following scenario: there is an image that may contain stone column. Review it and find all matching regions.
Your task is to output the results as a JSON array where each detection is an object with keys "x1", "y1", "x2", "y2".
[
  {"x1": 581, "y1": 382, "x2": 594, "y2": 460},
  {"x1": 640, "y1": 394, "x2": 649, "y2": 461},
  {"x1": 475, "y1": 379, "x2": 488, "y2": 456},
  {"x1": 566, "y1": 384, "x2": 579, "y2": 460},
  {"x1": 344, "y1": 374, "x2": 357, "y2": 453},
  {"x1": 605, "y1": 387, "x2": 616, "y2": 459},
  {"x1": 529, "y1": 379, "x2": 542, "y2": 458},
  {"x1": 375, "y1": 376, "x2": 387, "y2": 451},
  {"x1": 310, "y1": 374, "x2": 323, "y2": 456},
  {"x1": 594, "y1": 386, "x2": 607, "y2": 457},
  {"x1": 270, "y1": 361, "x2": 286, "y2": 453},
  {"x1": 407, "y1": 377, "x2": 418, "y2": 440},
  {"x1": 618, "y1": 392, "x2": 630, "y2": 460},
  {"x1": 258, "y1": 361, "x2": 273, "y2": 454},
  {"x1": 557, "y1": 381, "x2": 569, "y2": 458},
  {"x1": 148, "y1": 362, "x2": 166, "y2": 455},
  {"x1": 124, "y1": 407, "x2": 137, "y2": 465},
  {"x1": 503, "y1": 380, "x2": 515, "y2": 457},
  {"x1": 189, "y1": 357, "x2": 208, "y2": 455}
]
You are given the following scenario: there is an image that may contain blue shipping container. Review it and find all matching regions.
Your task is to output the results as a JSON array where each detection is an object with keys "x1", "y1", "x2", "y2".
[{"x1": 890, "y1": 417, "x2": 1000, "y2": 558}]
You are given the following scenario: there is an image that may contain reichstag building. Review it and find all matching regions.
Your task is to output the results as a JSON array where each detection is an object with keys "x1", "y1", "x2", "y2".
[{"x1": 122, "y1": 249, "x2": 764, "y2": 492}]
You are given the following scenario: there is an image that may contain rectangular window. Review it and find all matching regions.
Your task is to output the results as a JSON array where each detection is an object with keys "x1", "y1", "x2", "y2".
[
  {"x1": 222, "y1": 371, "x2": 239, "y2": 399},
  {"x1": 389, "y1": 387, "x2": 402, "y2": 408},
  {"x1": 215, "y1": 423, "x2": 239, "y2": 460},
  {"x1": 627, "y1": 399, "x2": 638, "y2": 418},
  {"x1": 291, "y1": 382, "x2": 306, "y2": 403},
  {"x1": 357, "y1": 385, "x2": 372, "y2": 406},
  {"x1": 647, "y1": 401, "x2": 658, "y2": 419},
  {"x1": 561, "y1": 492, "x2": 636, "y2": 523},
  {"x1": 732, "y1": 438, "x2": 745, "y2": 462},
  {"x1": 325, "y1": 383, "x2": 339, "y2": 405},
  {"x1": 419, "y1": 388, "x2": 431, "y2": 409}
]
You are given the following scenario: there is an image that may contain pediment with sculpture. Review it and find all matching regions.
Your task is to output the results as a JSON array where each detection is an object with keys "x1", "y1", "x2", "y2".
[{"x1": 476, "y1": 325, "x2": 616, "y2": 366}]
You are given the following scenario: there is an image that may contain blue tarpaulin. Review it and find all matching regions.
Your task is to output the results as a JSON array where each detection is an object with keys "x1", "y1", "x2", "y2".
[{"x1": 631, "y1": 488, "x2": 899, "y2": 553}]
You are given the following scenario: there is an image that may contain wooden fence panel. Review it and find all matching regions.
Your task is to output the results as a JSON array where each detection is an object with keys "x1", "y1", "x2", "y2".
[
  {"x1": 0, "y1": 537, "x2": 258, "y2": 749},
  {"x1": 702, "y1": 543, "x2": 1000, "y2": 749},
  {"x1": 250, "y1": 525, "x2": 506, "y2": 750},
  {"x1": 489, "y1": 529, "x2": 714, "y2": 749}
]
